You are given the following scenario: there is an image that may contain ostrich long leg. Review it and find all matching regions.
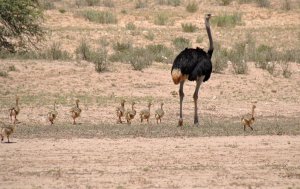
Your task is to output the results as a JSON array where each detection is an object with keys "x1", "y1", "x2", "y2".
[
  {"x1": 178, "y1": 81, "x2": 185, "y2": 126},
  {"x1": 193, "y1": 76, "x2": 204, "y2": 126}
]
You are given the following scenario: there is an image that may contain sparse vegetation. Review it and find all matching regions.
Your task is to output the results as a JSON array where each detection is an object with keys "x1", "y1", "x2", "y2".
[
  {"x1": 126, "y1": 22, "x2": 136, "y2": 30},
  {"x1": 143, "y1": 31, "x2": 155, "y2": 41},
  {"x1": 85, "y1": 0, "x2": 100, "y2": 6},
  {"x1": 181, "y1": 23, "x2": 198, "y2": 32},
  {"x1": 146, "y1": 44, "x2": 173, "y2": 63},
  {"x1": 196, "y1": 36, "x2": 204, "y2": 43},
  {"x1": 173, "y1": 37, "x2": 191, "y2": 50},
  {"x1": 218, "y1": 0, "x2": 233, "y2": 5},
  {"x1": 135, "y1": 0, "x2": 148, "y2": 9},
  {"x1": 127, "y1": 47, "x2": 153, "y2": 71},
  {"x1": 8, "y1": 65, "x2": 16, "y2": 72},
  {"x1": 228, "y1": 42, "x2": 248, "y2": 74},
  {"x1": 157, "y1": 0, "x2": 181, "y2": 6},
  {"x1": 212, "y1": 43, "x2": 228, "y2": 73},
  {"x1": 211, "y1": 13, "x2": 242, "y2": 27},
  {"x1": 59, "y1": 9, "x2": 66, "y2": 13},
  {"x1": 81, "y1": 10, "x2": 117, "y2": 24},
  {"x1": 44, "y1": 43, "x2": 71, "y2": 60},
  {"x1": 281, "y1": 0, "x2": 291, "y2": 11},
  {"x1": 90, "y1": 49, "x2": 109, "y2": 73},
  {"x1": 256, "y1": 0, "x2": 270, "y2": 7},
  {"x1": 186, "y1": 1, "x2": 198, "y2": 13},
  {"x1": 154, "y1": 13, "x2": 169, "y2": 25},
  {"x1": 0, "y1": 70, "x2": 8, "y2": 77},
  {"x1": 39, "y1": 0, "x2": 55, "y2": 10},
  {"x1": 76, "y1": 39, "x2": 92, "y2": 61},
  {"x1": 103, "y1": 0, "x2": 115, "y2": 7}
]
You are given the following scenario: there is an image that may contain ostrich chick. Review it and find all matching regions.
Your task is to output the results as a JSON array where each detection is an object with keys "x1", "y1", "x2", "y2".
[
  {"x1": 241, "y1": 105, "x2": 256, "y2": 131},
  {"x1": 125, "y1": 102, "x2": 136, "y2": 125},
  {"x1": 70, "y1": 99, "x2": 81, "y2": 125},
  {"x1": 116, "y1": 99, "x2": 126, "y2": 123},
  {"x1": 0, "y1": 122, "x2": 16, "y2": 143},
  {"x1": 48, "y1": 101, "x2": 58, "y2": 125},
  {"x1": 9, "y1": 96, "x2": 20, "y2": 123},
  {"x1": 140, "y1": 102, "x2": 152, "y2": 123},
  {"x1": 155, "y1": 102, "x2": 165, "y2": 124}
]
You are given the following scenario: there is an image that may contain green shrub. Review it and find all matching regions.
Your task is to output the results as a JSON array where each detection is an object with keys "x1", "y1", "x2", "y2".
[
  {"x1": 154, "y1": 13, "x2": 169, "y2": 25},
  {"x1": 90, "y1": 49, "x2": 108, "y2": 73},
  {"x1": 255, "y1": 44, "x2": 275, "y2": 70},
  {"x1": 76, "y1": 40, "x2": 92, "y2": 61},
  {"x1": 211, "y1": 13, "x2": 242, "y2": 27},
  {"x1": 127, "y1": 47, "x2": 153, "y2": 71},
  {"x1": 40, "y1": 0, "x2": 55, "y2": 10},
  {"x1": 82, "y1": 10, "x2": 117, "y2": 24},
  {"x1": 281, "y1": 0, "x2": 291, "y2": 11},
  {"x1": 186, "y1": 2, "x2": 198, "y2": 13},
  {"x1": 8, "y1": 65, "x2": 16, "y2": 72},
  {"x1": 173, "y1": 37, "x2": 191, "y2": 50},
  {"x1": 110, "y1": 41, "x2": 133, "y2": 62},
  {"x1": 44, "y1": 43, "x2": 71, "y2": 60},
  {"x1": 256, "y1": 0, "x2": 270, "y2": 7},
  {"x1": 238, "y1": 0, "x2": 253, "y2": 3},
  {"x1": 103, "y1": 0, "x2": 115, "y2": 7},
  {"x1": 146, "y1": 44, "x2": 173, "y2": 62},
  {"x1": 281, "y1": 62, "x2": 292, "y2": 78},
  {"x1": 59, "y1": 9, "x2": 66, "y2": 13},
  {"x1": 126, "y1": 22, "x2": 136, "y2": 30},
  {"x1": 0, "y1": 71, "x2": 8, "y2": 78},
  {"x1": 143, "y1": 31, "x2": 155, "y2": 41},
  {"x1": 228, "y1": 42, "x2": 248, "y2": 74},
  {"x1": 157, "y1": 0, "x2": 181, "y2": 6},
  {"x1": 181, "y1": 23, "x2": 198, "y2": 32},
  {"x1": 85, "y1": 0, "x2": 100, "y2": 6},
  {"x1": 99, "y1": 38, "x2": 110, "y2": 47},
  {"x1": 218, "y1": 0, "x2": 233, "y2": 5},
  {"x1": 196, "y1": 35, "x2": 203, "y2": 43},
  {"x1": 113, "y1": 41, "x2": 133, "y2": 52},
  {"x1": 135, "y1": 0, "x2": 148, "y2": 8},
  {"x1": 212, "y1": 43, "x2": 228, "y2": 73}
]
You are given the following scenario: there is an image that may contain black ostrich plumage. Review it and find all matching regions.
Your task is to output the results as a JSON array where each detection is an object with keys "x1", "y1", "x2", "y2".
[{"x1": 171, "y1": 47, "x2": 212, "y2": 82}]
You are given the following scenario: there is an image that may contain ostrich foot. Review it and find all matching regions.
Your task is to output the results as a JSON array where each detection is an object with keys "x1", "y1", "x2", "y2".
[{"x1": 194, "y1": 123, "x2": 199, "y2": 127}]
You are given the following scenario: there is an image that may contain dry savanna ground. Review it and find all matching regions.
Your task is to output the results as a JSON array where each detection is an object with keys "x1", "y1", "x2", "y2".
[{"x1": 0, "y1": 0, "x2": 300, "y2": 188}]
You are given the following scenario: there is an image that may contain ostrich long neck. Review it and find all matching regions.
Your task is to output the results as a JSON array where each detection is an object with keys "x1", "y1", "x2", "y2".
[
  {"x1": 76, "y1": 102, "x2": 79, "y2": 108},
  {"x1": 251, "y1": 106, "x2": 255, "y2": 118},
  {"x1": 161, "y1": 104, "x2": 164, "y2": 110},
  {"x1": 16, "y1": 99, "x2": 19, "y2": 106},
  {"x1": 205, "y1": 18, "x2": 214, "y2": 57}
]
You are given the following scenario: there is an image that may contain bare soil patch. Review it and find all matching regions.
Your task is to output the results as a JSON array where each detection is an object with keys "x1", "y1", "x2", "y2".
[{"x1": 1, "y1": 136, "x2": 299, "y2": 188}]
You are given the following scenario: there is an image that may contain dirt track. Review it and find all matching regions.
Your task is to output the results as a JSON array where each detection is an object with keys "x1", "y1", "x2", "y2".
[{"x1": 1, "y1": 136, "x2": 299, "y2": 188}]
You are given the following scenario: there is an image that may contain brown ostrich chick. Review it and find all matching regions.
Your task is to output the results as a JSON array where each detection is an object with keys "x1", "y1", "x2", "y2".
[{"x1": 241, "y1": 105, "x2": 256, "y2": 131}]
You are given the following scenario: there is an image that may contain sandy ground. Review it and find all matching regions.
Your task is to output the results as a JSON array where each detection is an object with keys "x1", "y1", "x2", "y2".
[
  {"x1": 0, "y1": 60, "x2": 299, "y2": 126},
  {"x1": 0, "y1": 136, "x2": 299, "y2": 189}
]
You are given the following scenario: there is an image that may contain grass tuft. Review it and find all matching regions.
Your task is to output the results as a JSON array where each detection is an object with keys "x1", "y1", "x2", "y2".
[
  {"x1": 82, "y1": 10, "x2": 117, "y2": 24},
  {"x1": 181, "y1": 23, "x2": 198, "y2": 32},
  {"x1": 211, "y1": 13, "x2": 242, "y2": 27},
  {"x1": 186, "y1": 1, "x2": 198, "y2": 13}
]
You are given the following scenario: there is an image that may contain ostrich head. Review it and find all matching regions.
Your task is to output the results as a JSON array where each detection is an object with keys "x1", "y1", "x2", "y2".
[{"x1": 205, "y1": 14, "x2": 212, "y2": 21}]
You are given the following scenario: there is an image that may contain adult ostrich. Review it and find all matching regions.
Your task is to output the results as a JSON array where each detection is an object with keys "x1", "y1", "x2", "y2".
[{"x1": 171, "y1": 14, "x2": 213, "y2": 127}]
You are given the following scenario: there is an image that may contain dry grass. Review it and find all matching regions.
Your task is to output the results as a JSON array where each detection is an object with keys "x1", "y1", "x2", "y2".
[{"x1": 13, "y1": 117, "x2": 300, "y2": 139}]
